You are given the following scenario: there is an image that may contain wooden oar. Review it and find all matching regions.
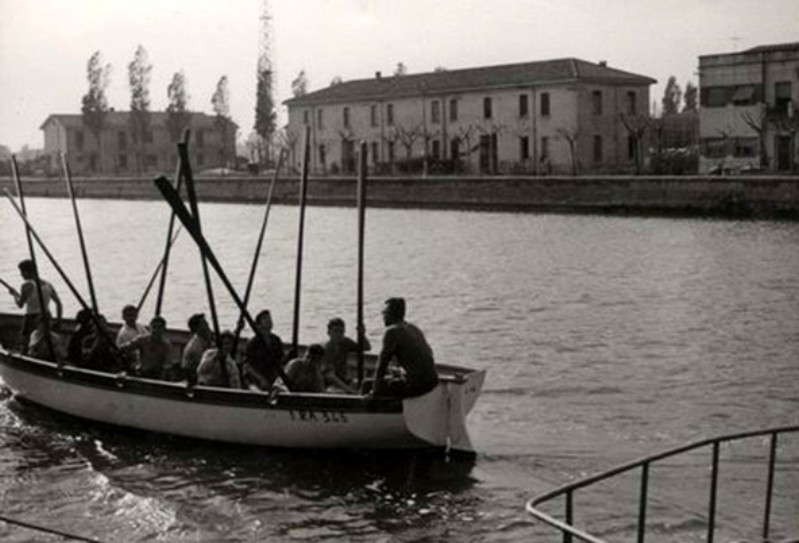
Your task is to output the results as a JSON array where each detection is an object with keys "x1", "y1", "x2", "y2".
[
  {"x1": 153, "y1": 176, "x2": 293, "y2": 390},
  {"x1": 233, "y1": 148, "x2": 286, "y2": 352},
  {"x1": 136, "y1": 225, "x2": 182, "y2": 313},
  {"x1": 155, "y1": 129, "x2": 190, "y2": 317},
  {"x1": 291, "y1": 125, "x2": 312, "y2": 353},
  {"x1": 0, "y1": 277, "x2": 13, "y2": 292},
  {"x1": 356, "y1": 141, "x2": 368, "y2": 385},
  {"x1": 10, "y1": 156, "x2": 56, "y2": 360},
  {"x1": 62, "y1": 152, "x2": 99, "y2": 314},
  {"x1": 4, "y1": 189, "x2": 126, "y2": 366}
]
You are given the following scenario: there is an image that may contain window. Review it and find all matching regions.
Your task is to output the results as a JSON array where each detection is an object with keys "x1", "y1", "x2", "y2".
[
  {"x1": 431, "y1": 139, "x2": 441, "y2": 159},
  {"x1": 343, "y1": 107, "x2": 350, "y2": 128},
  {"x1": 592, "y1": 90, "x2": 603, "y2": 116},
  {"x1": 450, "y1": 137, "x2": 460, "y2": 160},
  {"x1": 303, "y1": 110, "x2": 310, "y2": 125},
  {"x1": 734, "y1": 137, "x2": 758, "y2": 158},
  {"x1": 732, "y1": 85, "x2": 758, "y2": 106},
  {"x1": 370, "y1": 105, "x2": 378, "y2": 127},
  {"x1": 387, "y1": 141, "x2": 395, "y2": 163},
  {"x1": 386, "y1": 104, "x2": 394, "y2": 126},
  {"x1": 541, "y1": 136, "x2": 549, "y2": 158},
  {"x1": 319, "y1": 144, "x2": 326, "y2": 166},
  {"x1": 118, "y1": 131, "x2": 127, "y2": 150},
  {"x1": 775, "y1": 82, "x2": 792, "y2": 114},
  {"x1": 483, "y1": 97, "x2": 492, "y2": 119},
  {"x1": 431, "y1": 100, "x2": 440, "y2": 124},
  {"x1": 196, "y1": 130, "x2": 205, "y2": 147},
  {"x1": 146, "y1": 155, "x2": 158, "y2": 168},
  {"x1": 317, "y1": 109, "x2": 324, "y2": 129},
  {"x1": 75, "y1": 130, "x2": 85, "y2": 151},
  {"x1": 628, "y1": 136, "x2": 637, "y2": 160},
  {"x1": 519, "y1": 94, "x2": 529, "y2": 118},
  {"x1": 118, "y1": 154, "x2": 128, "y2": 169},
  {"x1": 702, "y1": 138, "x2": 727, "y2": 158},
  {"x1": 520, "y1": 136, "x2": 530, "y2": 160},
  {"x1": 540, "y1": 93, "x2": 550, "y2": 116},
  {"x1": 449, "y1": 98, "x2": 458, "y2": 121},
  {"x1": 371, "y1": 141, "x2": 379, "y2": 165},
  {"x1": 593, "y1": 135, "x2": 603, "y2": 162},
  {"x1": 627, "y1": 91, "x2": 637, "y2": 115},
  {"x1": 701, "y1": 87, "x2": 732, "y2": 108}
]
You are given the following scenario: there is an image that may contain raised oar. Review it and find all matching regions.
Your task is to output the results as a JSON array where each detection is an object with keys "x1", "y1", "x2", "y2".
[
  {"x1": 10, "y1": 155, "x2": 55, "y2": 360},
  {"x1": 291, "y1": 125, "x2": 312, "y2": 354},
  {"x1": 62, "y1": 152, "x2": 98, "y2": 314},
  {"x1": 153, "y1": 176, "x2": 293, "y2": 391},
  {"x1": 155, "y1": 129, "x2": 190, "y2": 317},
  {"x1": 0, "y1": 277, "x2": 13, "y2": 292},
  {"x1": 136, "y1": 225, "x2": 182, "y2": 313},
  {"x1": 4, "y1": 189, "x2": 126, "y2": 366},
  {"x1": 233, "y1": 148, "x2": 286, "y2": 352},
  {"x1": 356, "y1": 141, "x2": 368, "y2": 386}
]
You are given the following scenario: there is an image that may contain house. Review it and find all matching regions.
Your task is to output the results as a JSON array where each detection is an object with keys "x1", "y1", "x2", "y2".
[
  {"x1": 40, "y1": 111, "x2": 237, "y2": 175},
  {"x1": 283, "y1": 58, "x2": 656, "y2": 176},
  {"x1": 698, "y1": 42, "x2": 799, "y2": 173}
]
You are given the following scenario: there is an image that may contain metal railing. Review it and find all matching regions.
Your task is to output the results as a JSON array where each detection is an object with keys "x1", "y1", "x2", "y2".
[{"x1": 526, "y1": 424, "x2": 799, "y2": 543}]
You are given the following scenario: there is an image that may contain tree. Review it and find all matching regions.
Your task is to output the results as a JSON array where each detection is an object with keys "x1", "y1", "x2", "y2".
[
  {"x1": 291, "y1": 70, "x2": 308, "y2": 97},
  {"x1": 254, "y1": 1, "x2": 277, "y2": 167},
  {"x1": 683, "y1": 81, "x2": 698, "y2": 112},
  {"x1": 396, "y1": 124, "x2": 422, "y2": 160},
  {"x1": 128, "y1": 45, "x2": 153, "y2": 173},
  {"x1": 557, "y1": 128, "x2": 580, "y2": 175},
  {"x1": 741, "y1": 106, "x2": 770, "y2": 169},
  {"x1": 211, "y1": 76, "x2": 233, "y2": 169},
  {"x1": 166, "y1": 71, "x2": 191, "y2": 144},
  {"x1": 330, "y1": 75, "x2": 344, "y2": 86},
  {"x1": 81, "y1": 51, "x2": 111, "y2": 173},
  {"x1": 619, "y1": 113, "x2": 651, "y2": 174},
  {"x1": 394, "y1": 62, "x2": 407, "y2": 76},
  {"x1": 662, "y1": 76, "x2": 682, "y2": 116}
]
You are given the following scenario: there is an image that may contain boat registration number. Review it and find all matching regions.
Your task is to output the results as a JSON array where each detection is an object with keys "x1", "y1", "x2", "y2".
[{"x1": 288, "y1": 409, "x2": 348, "y2": 424}]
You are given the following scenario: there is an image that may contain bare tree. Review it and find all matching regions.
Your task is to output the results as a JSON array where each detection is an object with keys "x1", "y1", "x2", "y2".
[
  {"x1": 741, "y1": 106, "x2": 770, "y2": 169},
  {"x1": 396, "y1": 124, "x2": 422, "y2": 160},
  {"x1": 619, "y1": 113, "x2": 651, "y2": 174},
  {"x1": 557, "y1": 128, "x2": 580, "y2": 175},
  {"x1": 81, "y1": 51, "x2": 112, "y2": 173}
]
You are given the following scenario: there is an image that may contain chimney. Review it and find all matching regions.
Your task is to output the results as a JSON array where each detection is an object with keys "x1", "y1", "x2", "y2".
[
  {"x1": 375, "y1": 71, "x2": 382, "y2": 80},
  {"x1": 598, "y1": 60, "x2": 607, "y2": 67}
]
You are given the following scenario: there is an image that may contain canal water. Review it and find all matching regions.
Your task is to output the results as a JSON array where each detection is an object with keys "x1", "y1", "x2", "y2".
[{"x1": 0, "y1": 197, "x2": 797, "y2": 542}]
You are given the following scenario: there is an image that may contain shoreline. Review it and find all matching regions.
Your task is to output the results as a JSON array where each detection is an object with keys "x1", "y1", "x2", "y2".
[{"x1": 4, "y1": 174, "x2": 799, "y2": 220}]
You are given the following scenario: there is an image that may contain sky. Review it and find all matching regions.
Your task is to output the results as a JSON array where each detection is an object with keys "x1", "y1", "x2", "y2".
[{"x1": 0, "y1": 0, "x2": 796, "y2": 152}]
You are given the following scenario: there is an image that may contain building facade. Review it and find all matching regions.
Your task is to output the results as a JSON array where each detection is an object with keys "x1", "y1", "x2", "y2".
[
  {"x1": 40, "y1": 111, "x2": 237, "y2": 175},
  {"x1": 284, "y1": 58, "x2": 655, "y2": 176},
  {"x1": 698, "y1": 42, "x2": 799, "y2": 174}
]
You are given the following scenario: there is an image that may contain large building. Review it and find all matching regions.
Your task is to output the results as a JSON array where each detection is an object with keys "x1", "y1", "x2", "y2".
[
  {"x1": 698, "y1": 42, "x2": 799, "y2": 174},
  {"x1": 284, "y1": 58, "x2": 656, "y2": 176},
  {"x1": 40, "y1": 111, "x2": 237, "y2": 176}
]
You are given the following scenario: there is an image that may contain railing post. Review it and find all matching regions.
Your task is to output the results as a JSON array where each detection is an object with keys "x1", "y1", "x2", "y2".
[
  {"x1": 762, "y1": 432, "x2": 778, "y2": 542},
  {"x1": 707, "y1": 442, "x2": 720, "y2": 543},
  {"x1": 637, "y1": 461, "x2": 650, "y2": 543},
  {"x1": 564, "y1": 490, "x2": 573, "y2": 543}
]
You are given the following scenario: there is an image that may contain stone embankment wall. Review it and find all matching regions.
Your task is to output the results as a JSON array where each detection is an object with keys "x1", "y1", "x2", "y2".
[{"x1": 3, "y1": 175, "x2": 799, "y2": 218}]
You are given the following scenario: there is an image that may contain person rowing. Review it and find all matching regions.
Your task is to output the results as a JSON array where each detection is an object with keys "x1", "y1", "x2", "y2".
[{"x1": 5, "y1": 260, "x2": 63, "y2": 354}]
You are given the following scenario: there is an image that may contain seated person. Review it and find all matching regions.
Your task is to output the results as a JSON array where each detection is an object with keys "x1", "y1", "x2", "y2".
[
  {"x1": 120, "y1": 316, "x2": 172, "y2": 379},
  {"x1": 115, "y1": 304, "x2": 148, "y2": 346},
  {"x1": 181, "y1": 313, "x2": 213, "y2": 383},
  {"x1": 242, "y1": 310, "x2": 287, "y2": 390},
  {"x1": 322, "y1": 317, "x2": 370, "y2": 392},
  {"x1": 28, "y1": 318, "x2": 66, "y2": 362},
  {"x1": 197, "y1": 331, "x2": 242, "y2": 389},
  {"x1": 67, "y1": 308, "x2": 93, "y2": 366},
  {"x1": 284, "y1": 344, "x2": 325, "y2": 393},
  {"x1": 81, "y1": 314, "x2": 125, "y2": 372}
]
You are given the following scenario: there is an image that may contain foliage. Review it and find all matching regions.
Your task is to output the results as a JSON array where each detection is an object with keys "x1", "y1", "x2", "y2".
[
  {"x1": 662, "y1": 76, "x2": 682, "y2": 116},
  {"x1": 166, "y1": 71, "x2": 191, "y2": 143},
  {"x1": 683, "y1": 81, "x2": 698, "y2": 112},
  {"x1": 394, "y1": 62, "x2": 407, "y2": 76},
  {"x1": 81, "y1": 50, "x2": 111, "y2": 171},
  {"x1": 128, "y1": 45, "x2": 152, "y2": 172},
  {"x1": 330, "y1": 75, "x2": 343, "y2": 86},
  {"x1": 254, "y1": 66, "x2": 276, "y2": 163},
  {"x1": 212, "y1": 76, "x2": 233, "y2": 167},
  {"x1": 291, "y1": 70, "x2": 308, "y2": 97}
]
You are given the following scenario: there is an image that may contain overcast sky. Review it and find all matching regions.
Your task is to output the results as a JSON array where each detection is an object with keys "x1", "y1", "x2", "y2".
[{"x1": 1, "y1": 0, "x2": 796, "y2": 151}]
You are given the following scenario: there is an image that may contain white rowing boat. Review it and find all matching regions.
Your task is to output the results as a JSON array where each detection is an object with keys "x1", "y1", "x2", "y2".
[{"x1": 0, "y1": 313, "x2": 485, "y2": 453}]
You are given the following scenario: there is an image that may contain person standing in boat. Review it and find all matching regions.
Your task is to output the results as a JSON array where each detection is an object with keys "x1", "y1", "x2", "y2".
[
  {"x1": 368, "y1": 298, "x2": 438, "y2": 398},
  {"x1": 181, "y1": 313, "x2": 213, "y2": 382},
  {"x1": 6, "y1": 259, "x2": 63, "y2": 354},
  {"x1": 120, "y1": 316, "x2": 173, "y2": 379},
  {"x1": 196, "y1": 331, "x2": 241, "y2": 388},
  {"x1": 322, "y1": 317, "x2": 370, "y2": 393},
  {"x1": 242, "y1": 309, "x2": 286, "y2": 390}
]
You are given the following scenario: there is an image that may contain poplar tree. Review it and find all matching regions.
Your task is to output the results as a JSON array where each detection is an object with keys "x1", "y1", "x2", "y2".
[
  {"x1": 291, "y1": 70, "x2": 308, "y2": 97},
  {"x1": 683, "y1": 81, "x2": 698, "y2": 112},
  {"x1": 166, "y1": 71, "x2": 191, "y2": 143},
  {"x1": 81, "y1": 51, "x2": 111, "y2": 173},
  {"x1": 128, "y1": 45, "x2": 153, "y2": 173},
  {"x1": 662, "y1": 76, "x2": 682, "y2": 116},
  {"x1": 211, "y1": 76, "x2": 232, "y2": 169},
  {"x1": 254, "y1": 63, "x2": 276, "y2": 165}
]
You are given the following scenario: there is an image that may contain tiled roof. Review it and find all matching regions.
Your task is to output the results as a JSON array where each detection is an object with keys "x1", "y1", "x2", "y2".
[
  {"x1": 284, "y1": 58, "x2": 656, "y2": 106},
  {"x1": 40, "y1": 111, "x2": 237, "y2": 130},
  {"x1": 743, "y1": 42, "x2": 799, "y2": 54}
]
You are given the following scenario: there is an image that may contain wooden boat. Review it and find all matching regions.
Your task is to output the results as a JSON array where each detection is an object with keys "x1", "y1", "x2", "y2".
[{"x1": 0, "y1": 313, "x2": 485, "y2": 453}]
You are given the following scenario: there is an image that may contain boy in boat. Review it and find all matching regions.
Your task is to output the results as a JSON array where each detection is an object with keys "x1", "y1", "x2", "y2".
[
  {"x1": 284, "y1": 344, "x2": 325, "y2": 393},
  {"x1": 120, "y1": 316, "x2": 173, "y2": 379},
  {"x1": 321, "y1": 317, "x2": 370, "y2": 394},
  {"x1": 81, "y1": 314, "x2": 125, "y2": 372},
  {"x1": 242, "y1": 309, "x2": 287, "y2": 391},
  {"x1": 7, "y1": 259, "x2": 63, "y2": 354},
  {"x1": 366, "y1": 298, "x2": 438, "y2": 398},
  {"x1": 67, "y1": 308, "x2": 94, "y2": 366},
  {"x1": 197, "y1": 330, "x2": 241, "y2": 388},
  {"x1": 181, "y1": 313, "x2": 213, "y2": 383},
  {"x1": 115, "y1": 305, "x2": 148, "y2": 346}
]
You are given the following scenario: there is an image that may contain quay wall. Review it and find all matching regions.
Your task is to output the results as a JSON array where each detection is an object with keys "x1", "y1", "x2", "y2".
[{"x1": 3, "y1": 175, "x2": 799, "y2": 219}]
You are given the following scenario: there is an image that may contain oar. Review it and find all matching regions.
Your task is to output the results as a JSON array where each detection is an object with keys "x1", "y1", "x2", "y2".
[
  {"x1": 10, "y1": 156, "x2": 56, "y2": 360},
  {"x1": 356, "y1": 141, "x2": 367, "y2": 385},
  {"x1": 4, "y1": 189, "x2": 126, "y2": 366},
  {"x1": 0, "y1": 277, "x2": 13, "y2": 292},
  {"x1": 136, "y1": 225, "x2": 182, "y2": 313},
  {"x1": 153, "y1": 176, "x2": 293, "y2": 390},
  {"x1": 233, "y1": 148, "x2": 286, "y2": 353},
  {"x1": 62, "y1": 152, "x2": 99, "y2": 314},
  {"x1": 155, "y1": 129, "x2": 190, "y2": 317},
  {"x1": 291, "y1": 125, "x2": 312, "y2": 353}
]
